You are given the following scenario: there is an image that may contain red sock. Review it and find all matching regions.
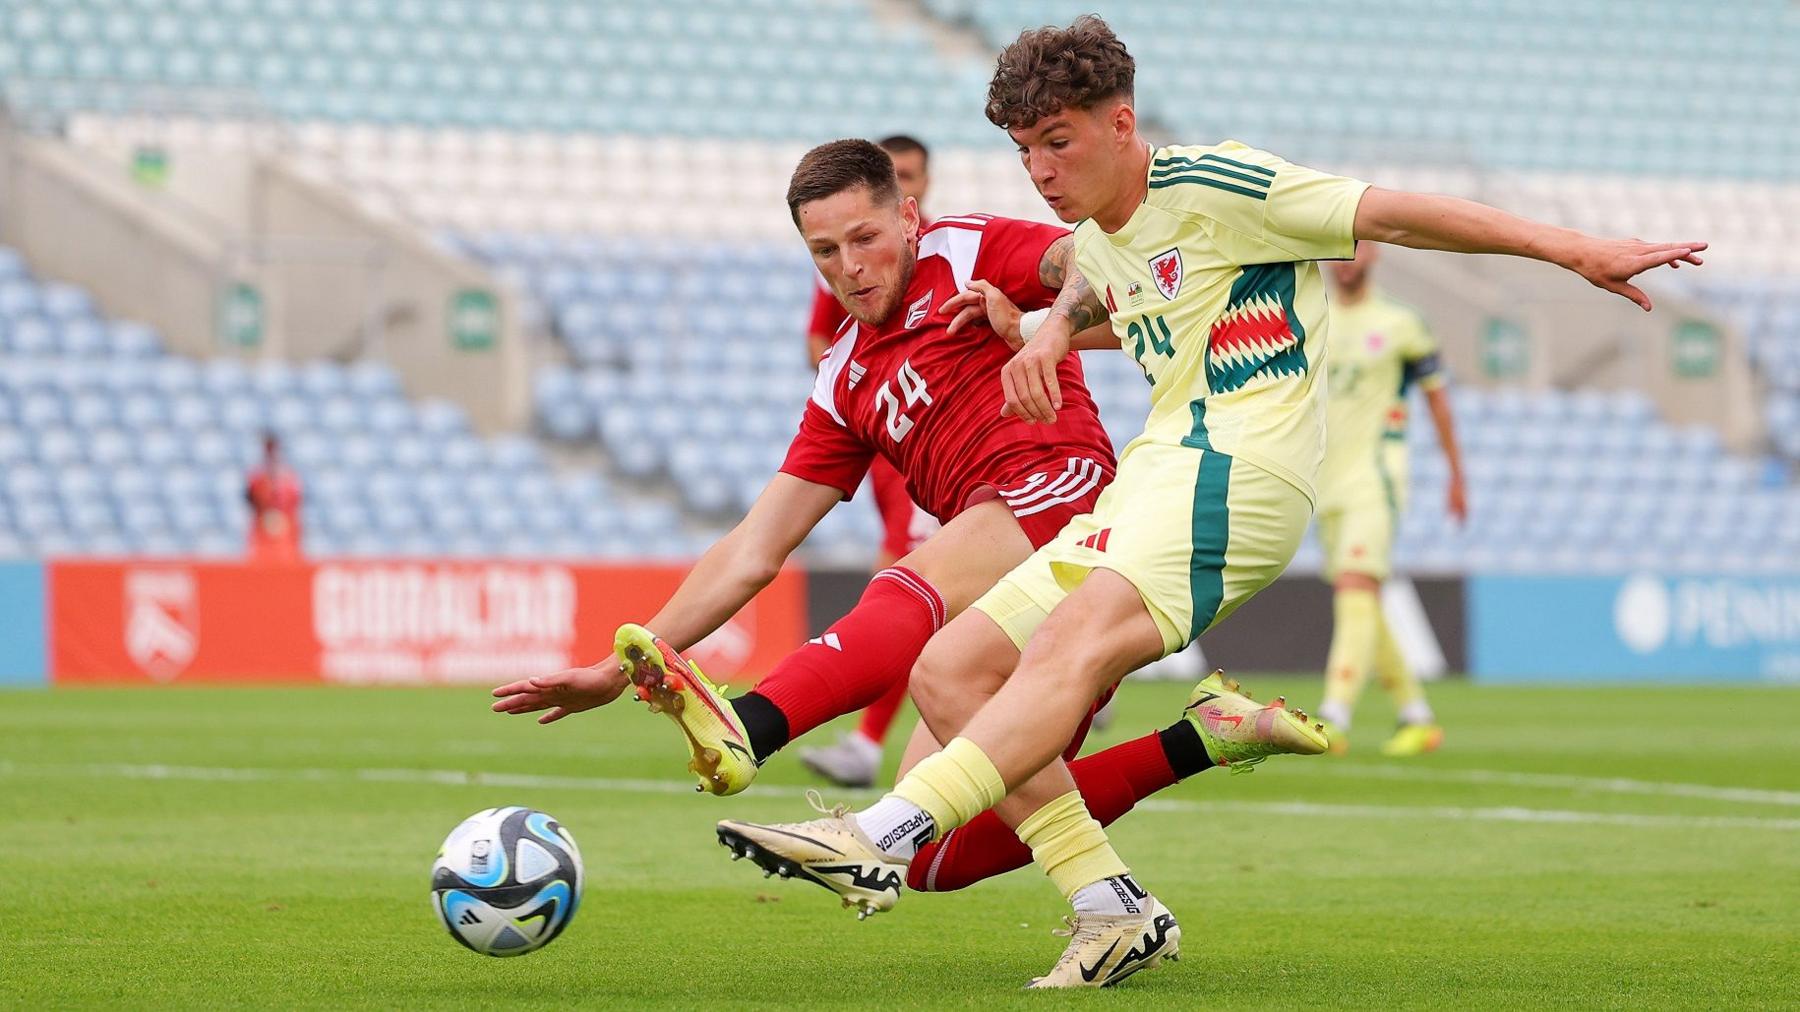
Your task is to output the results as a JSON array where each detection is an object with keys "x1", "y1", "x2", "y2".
[
  {"x1": 907, "y1": 731, "x2": 1178, "y2": 893},
  {"x1": 752, "y1": 567, "x2": 943, "y2": 744},
  {"x1": 854, "y1": 677, "x2": 909, "y2": 745}
]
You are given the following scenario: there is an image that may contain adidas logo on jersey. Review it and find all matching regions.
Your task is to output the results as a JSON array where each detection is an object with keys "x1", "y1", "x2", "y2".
[
  {"x1": 1078, "y1": 528, "x2": 1113, "y2": 552},
  {"x1": 848, "y1": 362, "x2": 867, "y2": 388},
  {"x1": 807, "y1": 633, "x2": 843, "y2": 651}
]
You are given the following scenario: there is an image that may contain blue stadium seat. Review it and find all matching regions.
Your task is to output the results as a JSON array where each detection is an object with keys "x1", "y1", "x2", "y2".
[
  {"x1": 35, "y1": 427, "x2": 84, "y2": 466},
  {"x1": 171, "y1": 394, "x2": 219, "y2": 433},
  {"x1": 106, "y1": 320, "x2": 162, "y2": 358},
  {"x1": 299, "y1": 361, "x2": 349, "y2": 399},
  {"x1": 59, "y1": 317, "x2": 109, "y2": 357},
  {"x1": 416, "y1": 399, "x2": 469, "y2": 437},
  {"x1": 138, "y1": 429, "x2": 186, "y2": 468},
  {"x1": 364, "y1": 399, "x2": 412, "y2": 436},
  {"x1": 488, "y1": 435, "x2": 543, "y2": 473},
  {"x1": 202, "y1": 358, "x2": 252, "y2": 397},
  {"x1": 119, "y1": 392, "x2": 170, "y2": 430}
]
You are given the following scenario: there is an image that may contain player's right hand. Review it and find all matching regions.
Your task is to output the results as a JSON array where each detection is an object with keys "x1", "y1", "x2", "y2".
[
  {"x1": 941, "y1": 279, "x2": 1024, "y2": 348},
  {"x1": 1001, "y1": 326, "x2": 1071, "y2": 424},
  {"x1": 490, "y1": 658, "x2": 629, "y2": 724},
  {"x1": 1447, "y1": 473, "x2": 1469, "y2": 525}
]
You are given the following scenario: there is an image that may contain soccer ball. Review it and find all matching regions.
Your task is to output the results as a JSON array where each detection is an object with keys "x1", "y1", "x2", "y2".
[{"x1": 431, "y1": 806, "x2": 584, "y2": 957}]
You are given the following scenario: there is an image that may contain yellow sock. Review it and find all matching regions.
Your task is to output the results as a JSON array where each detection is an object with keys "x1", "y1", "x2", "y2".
[
  {"x1": 1320, "y1": 586, "x2": 1380, "y2": 726},
  {"x1": 1015, "y1": 790, "x2": 1129, "y2": 900},
  {"x1": 1373, "y1": 609, "x2": 1422, "y2": 706},
  {"x1": 1374, "y1": 610, "x2": 1435, "y2": 724},
  {"x1": 891, "y1": 737, "x2": 1006, "y2": 836}
]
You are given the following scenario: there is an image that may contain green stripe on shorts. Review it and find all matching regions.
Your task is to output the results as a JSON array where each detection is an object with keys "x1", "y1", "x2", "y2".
[{"x1": 1187, "y1": 451, "x2": 1233, "y2": 642}]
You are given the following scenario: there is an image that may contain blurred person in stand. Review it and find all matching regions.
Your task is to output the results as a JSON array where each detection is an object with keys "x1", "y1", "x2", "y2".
[{"x1": 245, "y1": 431, "x2": 303, "y2": 563}]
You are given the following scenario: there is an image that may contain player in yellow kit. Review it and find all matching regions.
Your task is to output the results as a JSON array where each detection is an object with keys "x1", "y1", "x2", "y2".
[
  {"x1": 1312, "y1": 244, "x2": 1467, "y2": 756},
  {"x1": 720, "y1": 15, "x2": 1706, "y2": 988}
]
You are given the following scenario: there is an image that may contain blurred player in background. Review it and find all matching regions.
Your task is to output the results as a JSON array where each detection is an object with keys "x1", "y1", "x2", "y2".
[
  {"x1": 721, "y1": 15, "x2": 1705, "y2": 987},
  {"x1": 800, "y1": 134, "x2": 941, "y2": 789},
  {"x1": 244, "y1": 431, "x2": 302, "y2": 564},
  {"x1": 1313, "y1": 244, "x2": 1466, "y2": 756}
]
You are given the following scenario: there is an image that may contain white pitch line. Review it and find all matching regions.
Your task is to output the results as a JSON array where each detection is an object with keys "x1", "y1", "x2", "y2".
[
  {"x1": 2, "y1": 760, "x2": 1796, "y2": 832},
  {"x1": 1311, "y1": 763, "x2": 1800, "y2": 808},
  {"x1": 1138, "y1": 797, "x2": 1800, "y2": 832}
]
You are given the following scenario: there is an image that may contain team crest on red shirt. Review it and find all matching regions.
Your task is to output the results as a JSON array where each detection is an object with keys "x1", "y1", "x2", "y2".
[
  {"x1": 1149, "y1": 248, "x2": 1183, "y2": 300},
  {"x1": 905, "y1": 290, "x2": 933, "y2": 329}
]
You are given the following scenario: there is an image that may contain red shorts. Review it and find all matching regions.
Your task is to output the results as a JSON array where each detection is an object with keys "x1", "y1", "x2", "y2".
[
  {"x1": 1065, "y1": 682, "x2": 1119, "y2": 761},
  {"x1": 870, "y1": 456, "x2": 936, "y2": 559},
  {"x1": 974, "y1": 453, "x2": 1115, "y2": 549}
]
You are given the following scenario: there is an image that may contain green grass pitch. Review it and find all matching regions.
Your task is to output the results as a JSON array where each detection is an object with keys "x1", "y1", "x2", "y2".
[{"x1": 3, "y1": 678, "x2": 1797, "y2": 1009}]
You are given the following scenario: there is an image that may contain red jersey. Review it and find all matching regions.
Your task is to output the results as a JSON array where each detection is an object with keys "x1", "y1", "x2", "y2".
[
  {"x1": 807, "y1": 273, "x2": 850, "y2": 344},
  {"x1": 246, "y1": 464, "x2": 303, "y2": 562},
  {"x1": 780, "y1": 214, "x2": 1115, "y2": 524}
]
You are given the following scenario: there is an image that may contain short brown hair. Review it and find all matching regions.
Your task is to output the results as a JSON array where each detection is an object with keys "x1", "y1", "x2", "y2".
[
  {"x1": 985, "y1": 14, "x2": 1135, "y2": 132},
  {"x1": 786, "y1": 139, "x2": 900, "y2": 227}
]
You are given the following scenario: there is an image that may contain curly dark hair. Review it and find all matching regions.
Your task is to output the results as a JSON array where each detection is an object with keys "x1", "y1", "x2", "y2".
[
  {"x1": 985, "y1": 14, "x2": 1135, "y2": 132},
  {"x1": 786, "y1": 139, "x2": 899, "y2": 227}
]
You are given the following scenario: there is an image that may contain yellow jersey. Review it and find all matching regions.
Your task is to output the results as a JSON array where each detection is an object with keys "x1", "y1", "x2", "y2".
[
  {"x1": 1071, "y1": 141, "x2": 1369, "y2": 502},
  {"x1": 1318, "y1": 288, "x2": 1443, "y2": 511}
]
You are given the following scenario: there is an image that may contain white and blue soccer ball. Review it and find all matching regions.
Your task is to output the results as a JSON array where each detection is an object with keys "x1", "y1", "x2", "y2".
[{"x1": 431, "y1": 807, "x2": 584, "y2": 957}]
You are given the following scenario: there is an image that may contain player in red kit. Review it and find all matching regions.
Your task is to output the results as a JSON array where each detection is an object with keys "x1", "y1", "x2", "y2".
[
  {"x1": 493, "y1": 140, "x2": 1228, "y2": 897},
  {"x1": 800, "y1": 135, "x2": 940, "y2": 788},
  {"x1": 244, "y1": 431, "x2": 303, "y2": 563}
]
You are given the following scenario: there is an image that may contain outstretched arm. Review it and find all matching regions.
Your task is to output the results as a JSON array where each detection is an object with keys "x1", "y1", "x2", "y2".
[
  {"x1": 491, "y1": 473, "x2": 843, "y2": 723},
  {"x1": 1353, "y1": 188, "x2": 1706, "y2": 311}
]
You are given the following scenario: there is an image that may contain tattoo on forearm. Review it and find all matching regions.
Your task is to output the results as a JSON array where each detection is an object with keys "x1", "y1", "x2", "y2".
[
  {"x1": 1039, "y1": 235, "x2": 1074, "y2": 290},
  {"x1": 1048, "y1": 264, "x2": 1107, "y2": 333}
]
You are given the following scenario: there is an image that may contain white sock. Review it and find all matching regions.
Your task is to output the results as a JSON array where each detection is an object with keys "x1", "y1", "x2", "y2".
[
  {"x1": 1398, "y1": 700, "x2": 1436, "y2": 726},
  {"x1": 851, "y1": 795, "x2": 935, "y2": 861},
  {"x1": 1072, "y1": 874, "x2": 1149, "y2": 917},
  {"x1": 846, "y1": 731, "x2": 884, "y2": 763},
  {"x1": 1318, "y1": 699, "x2": 1352, "y2": 730}
]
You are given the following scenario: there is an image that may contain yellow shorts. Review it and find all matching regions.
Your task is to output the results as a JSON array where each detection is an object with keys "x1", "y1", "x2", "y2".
[
  {"x1": 972, "y1": 440, "x2": 1312, "y2": 657},
  {"x1": 1316, "y1": 487, "x2": 1397, "y2": 583}
]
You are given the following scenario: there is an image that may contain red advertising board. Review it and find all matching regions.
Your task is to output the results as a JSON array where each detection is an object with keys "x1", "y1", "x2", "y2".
[{"x1": 48, "y1": 560, "x2": 806, "y2": 685}]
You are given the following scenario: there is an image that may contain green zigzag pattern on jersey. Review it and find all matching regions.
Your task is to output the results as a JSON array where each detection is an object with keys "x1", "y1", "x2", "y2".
[{"x1": 1205, "y1": 262, "x2": 1310, "y2": 394}]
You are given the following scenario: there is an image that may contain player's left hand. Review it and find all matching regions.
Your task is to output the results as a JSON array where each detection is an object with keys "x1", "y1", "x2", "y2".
[
  {"x1": 1447, "y1": 474, "x2": 1468, "y2": 525},
  {"x1": 1567, "y1": 237, "x2": 1707, "y2": 311},
  {"x1": 941, "y1": 280, "x2": 1024, "y2": 348},
  {"x1": 490, "y1": 659, "x2": 629, "y2": 725}
]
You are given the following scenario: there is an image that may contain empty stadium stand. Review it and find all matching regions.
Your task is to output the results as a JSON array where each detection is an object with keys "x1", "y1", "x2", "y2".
[{"x1": 1, "y1": 0, "x2": 1795, "y2": 570}]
